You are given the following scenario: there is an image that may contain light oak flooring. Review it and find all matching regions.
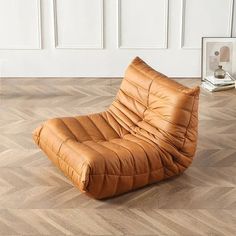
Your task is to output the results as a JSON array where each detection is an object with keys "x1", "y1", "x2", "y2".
[{"x1": 0, "y1": 77, "x2": 236, "y2": 236}]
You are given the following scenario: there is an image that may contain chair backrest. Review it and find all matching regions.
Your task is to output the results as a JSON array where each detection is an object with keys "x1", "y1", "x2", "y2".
[{"x1": 109, "y1": 57, "x2": 200, "y2": 159}]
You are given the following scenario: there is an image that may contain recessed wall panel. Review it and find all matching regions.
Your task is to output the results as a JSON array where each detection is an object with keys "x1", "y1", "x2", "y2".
[
  {"x1": 118, "y1": 0, "x2": 169, "y2": 49},
  {"x1": 0, "y1": 0, "x2": 41, "y2": 49},
  {"x1": 181, "y1": 0, "x2": 233, "y2": 49},
  {"x1": 54, "y1": 0, "x2": 103, "y2": 49}
]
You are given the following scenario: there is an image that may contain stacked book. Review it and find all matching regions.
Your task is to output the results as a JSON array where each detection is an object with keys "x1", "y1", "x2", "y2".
[{"x1": 201, "y1": 74, "x2": 236, "y2": 92}]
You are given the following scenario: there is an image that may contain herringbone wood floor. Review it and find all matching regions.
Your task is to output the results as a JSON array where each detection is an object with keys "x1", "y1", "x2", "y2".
[{"x1": 0, "y1": 77, "x2": 236, "y2": 235}]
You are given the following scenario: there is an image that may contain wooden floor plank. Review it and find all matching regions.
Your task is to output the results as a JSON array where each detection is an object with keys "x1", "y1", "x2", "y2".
[{"x1": 0, "y1": 77, "x2": 235, "y2": 235}]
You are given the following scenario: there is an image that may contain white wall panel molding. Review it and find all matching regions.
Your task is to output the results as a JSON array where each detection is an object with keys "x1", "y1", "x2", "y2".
[
  {"x1": 53, "y1": 0, "x2": 104, "y2": 49},
  {"x1": 117, "y1": 0, "x2": 169, "y2": 49},
  {"x1": 1, "y1": 0, "x2": 236, "y2": 77},
  {"x1": 232, "y1": 0, "x2": 236, "y2": 36},
  {"x1": 180, "y1": 0, "x2": 234, "y2": 49},
  {"x1": 0, "y1": 0, "x2": 41, "y2": 50}
]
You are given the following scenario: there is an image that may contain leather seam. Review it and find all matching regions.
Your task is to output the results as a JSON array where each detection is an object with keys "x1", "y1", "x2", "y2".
[
  {"x1": 107, "y1": 110, "x2": 130, "y2": 131},
  {"x1": 108, "y1": 105, "x2": 135, "y2": 130},
  {"x1": 132, "y1": 125, "x2": 183, "y2": 152},
  {"x1": 37, "y1": 137, "x2": 88, "y2": 187},
  {"x1": 59, "y1": 118, "x2": 78, "y2": 141},
  {"x1": 181, "y1": 95, "x2": 198, "y2": 149},
  {"x1": 123, "y1": 138, "x2": 151, "y2": 183},
  {"x1": 57, "y1": 137, "x2": 71, "y2": 156},
  {"x1": 89, "y1": 169, "x2": 163, "y2": 176},
  {"x1": 80, "y1": 141, "x2": 107, "y2": 197},
  {"x1": 119, "y1": 88, "x2": 146, "y2": 107},
  {"x1": 153, "y1": 145, "x2": 180, "y2": 175},
  {"x1": 36, "y1": 132, "x2": 165, "y2": 177},
  {"x1": 74, "y1": 117, "x2": 95, "y2": 142},
  {"x1": 109, "y1": 140, "x2": 137, "y2": 190},
  {"x1": 138, "y1": 119, "x2": 185, "y2": 141},
  {"x1": 130, "y1": 63, "x2": 195, "y2": 96},
  {"x1": 87, "y1": 115, "x2": 106, "y2": 141},
  {"x1": 111, "y1": 101, "x2": 141, "y2": 125},
  {"x1": 145, "y1": 108, "x2": 188, "y2": 130},
  {"x1": 126, "y1": 74, "x2": 195, "y2": 111},
  {"x1": 34, "y1": 125, "x2": 43, "y2": 145},
  {"x1": 98, "y1": 142, "x2": 122, "y2": 196},
  {"x1": 42, "y1": 124, "x2": 88, "y2": 163},
  {"x1": 100, "y1": 112, "x2": 121, "y2": 138},
  {"x1": 125, "y1": 77, "x2": 148, "y2": 92}
]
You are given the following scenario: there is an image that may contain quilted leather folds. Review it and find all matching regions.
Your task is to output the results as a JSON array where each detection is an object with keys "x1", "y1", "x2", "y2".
[{"x1": 33, "y1": 57, "x2": 200, "y2": 199}]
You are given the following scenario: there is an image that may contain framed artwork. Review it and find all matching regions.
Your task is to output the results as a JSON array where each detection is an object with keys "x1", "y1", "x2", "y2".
[{"x1": 201, "y1": 37, "x2": 236, "y2": 80}]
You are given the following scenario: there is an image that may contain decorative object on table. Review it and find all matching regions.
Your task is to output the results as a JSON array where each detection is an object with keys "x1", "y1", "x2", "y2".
[
  {"x1": 201, "y1": 37, "x2": 236, "y2": 79},
  {"x1": 214, "y1": 65, "x2": 226, "y2": 78},
  {"x1": 201, "y1": 37, "x2": 236, "y2": 92}
]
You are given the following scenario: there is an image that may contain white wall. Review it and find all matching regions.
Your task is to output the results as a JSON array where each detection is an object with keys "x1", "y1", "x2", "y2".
[{"x1": 0, "y1": 0, "x2": 235, "y2": 77}]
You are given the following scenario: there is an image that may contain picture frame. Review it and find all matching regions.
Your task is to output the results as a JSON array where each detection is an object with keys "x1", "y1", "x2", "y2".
[{"x1": 201, "y1": 37, "x2": 236, "y2": 80}]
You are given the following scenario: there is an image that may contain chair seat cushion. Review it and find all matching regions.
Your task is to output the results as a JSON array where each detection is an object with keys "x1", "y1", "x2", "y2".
[{"x1": 33, "y1": 112, "x2": 168, "y2": 199}]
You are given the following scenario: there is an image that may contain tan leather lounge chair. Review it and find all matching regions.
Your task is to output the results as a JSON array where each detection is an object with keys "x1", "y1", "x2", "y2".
[{"x1": 33, "y1": 57, "x2": 200, "y2": 199}]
